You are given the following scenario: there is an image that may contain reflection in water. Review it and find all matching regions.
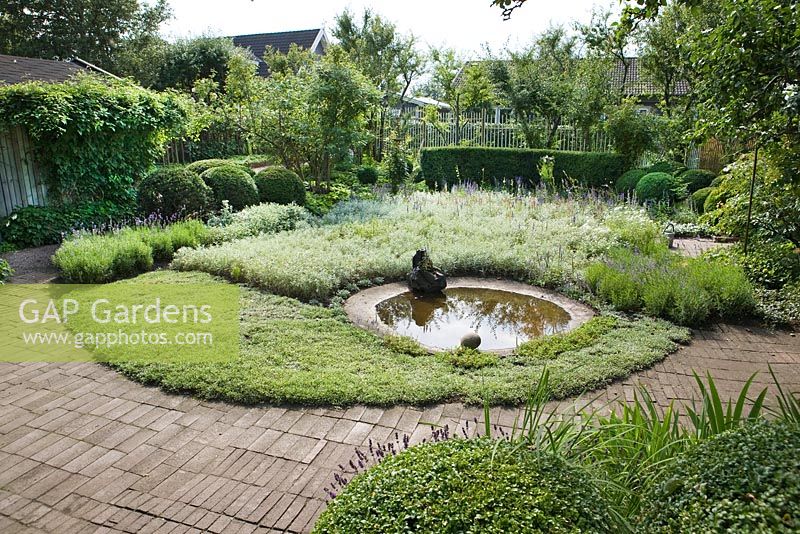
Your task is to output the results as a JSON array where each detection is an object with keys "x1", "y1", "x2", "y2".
[{"x1": 376, "y1": 288, "x2": 571, "y2": 350}]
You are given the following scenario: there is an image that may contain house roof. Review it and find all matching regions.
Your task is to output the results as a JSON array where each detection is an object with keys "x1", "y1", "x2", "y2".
[
  {"x1": 402, "y1": 95, "x2": 451, "y2": 111},
  {"x1": 231, "y1": 29, "x2": 327, "y2": 77},
  {"x1": 454, "y1": 57, "x2": 689, "y2": 99},
  {"x1": 610, "y1": 57, "x2": 689, "y2": 98},
  {"x1": 0, "y1": 54, "x2": 88, "y2": 85}
]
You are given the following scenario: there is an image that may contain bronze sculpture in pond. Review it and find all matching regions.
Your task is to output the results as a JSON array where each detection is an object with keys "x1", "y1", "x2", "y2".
[{"x1": 408, "y1": 249, "x2": 447, "y2": 294}]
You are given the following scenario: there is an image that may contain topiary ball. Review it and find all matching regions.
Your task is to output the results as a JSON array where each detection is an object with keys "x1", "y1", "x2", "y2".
[
  {"x1": 200, "y1": 165, "x2": 259, "y2": 211},
  {"x1": 678, "y1": 169, "x2": 716, "y2": 193},
  {"x1": 616, "y1": 169, "x2": 648, "y2": 194},
  {"x1": 356, "y1": 165, "x2": 379, "y2": 185},
  {"x1": 187, "y1": 158, "x2": 254, "y2": 176},
  {"x1": 314, "y1": 438, "x2": 614, "y2": 534},
  {"x1": 138, "y1": 166, "x2": 213, "y2": 218},
  {"x1": 254, "y1": 166, "x2": 306, "y2": 206},
  {"x1": 647, "y1": 160, "x2": 687, "y2": 176},
  {"x1": 691, "y1": 187, "x2": 714, "y2": 214},
  {"x1": 636, "y1": 172, "x2": 687, "y2": 203},
  {"x1": 638, "y1": 420, "x2": 800, "y2": 533}
]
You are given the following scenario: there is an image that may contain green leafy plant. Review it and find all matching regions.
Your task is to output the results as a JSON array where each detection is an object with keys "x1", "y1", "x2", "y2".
[
  {"x1": 615, "y1": 169, "x2": 648, "y2": 194},
  {"x1": 420, "y1": 147, "x2": 625, "y2": 190},
  {"x1": 186, "y1": 158, "x2": 254, "y2": 176},
  {"x1": 200, "y1": 165, "x2": 259, "y2": 211},
  {"x1": 53, "y1": 220, "x2": 207, "y2": 283},
  {"x1": 0, "y1": 258, "x2": 13, "y2": 283},
  {"x1": 441, "y1": 347, "x2": 499, "y2": 369},
  {"x1": 205, "y1": 202, "x2": 310, "y2": 243},
  {"x1": 314, "y1": 438, "x2": 615, "y2": 534},
  {"x1": 0, "y1": 201, "x2": 137, "y2": 248},
  {"x1": 638, "y1": 419, "x2": 800, "y2": 533},
  {"x1": 691, "y1": 187, "x2": 713, "y2": 213},
  {"x1": 355, "y1": 165, "x2": 379, "y2": 185},
  {"x1": 138, "y1": 166, "x2": 213, "y2": 218},
  {"x1": 0, "y1": 76, "x2": 189, "y2": 204},
  {"x1": 678, "y1": 168, "x2": 715, "y2": 193},
  {"x1": 646, "y1": 160, "x2": 687, "y2": 176},
  {"x1": 513, "y1": 316, "x2": 618, "y2": 361},
  {"x1": 636, "y1": 172, "x2": 688, "y2": 203},
  {"x1": 254, "y1": 166, "x2": 306, "y2": 205},
  {"x1": 684, "y1": 371, "x2": 767, "y2": 440}
]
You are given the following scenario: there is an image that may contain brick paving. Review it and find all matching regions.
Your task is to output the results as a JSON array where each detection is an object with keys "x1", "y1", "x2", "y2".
[
  {"x1": 672, "y1": 237, "x2": 732, "y2": 258},
  {"x1": 0, "y1": 324, "x2": 797, "y2": 533}
]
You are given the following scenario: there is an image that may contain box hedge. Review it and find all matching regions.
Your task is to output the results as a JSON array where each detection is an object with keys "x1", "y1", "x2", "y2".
[{"x1": 420, "y1": 147, "x2": 626, "y2": 190}]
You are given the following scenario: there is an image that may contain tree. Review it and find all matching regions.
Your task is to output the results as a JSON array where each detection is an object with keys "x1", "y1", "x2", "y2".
[
  {"x1": 577, "y1": 8, "x2": 636, "y2": 101},
  {"x1": 419, "y1": 48, "x2": 463, "y2": 104},
  {"x1": 639, "y1": 5, "x2": 691, "y2": 116},
  {"x1": 155, "y1": 37, "x2": 239, "y2": 91},
  {"x1": 215, "y1": 46, "x2": 380, "y2": 188},
  {"x1": 0, "y1": 0, "x2": 170, "y2": 71},
  {"x1": 605, "y1": 98, "x2": 658, "y2": 168},
  {"x1": 332, "y1": 8, "x2": 424, "y2": 105},
  {"x1": 489, "y1": 26, "x2": 579, "y2": 148}
]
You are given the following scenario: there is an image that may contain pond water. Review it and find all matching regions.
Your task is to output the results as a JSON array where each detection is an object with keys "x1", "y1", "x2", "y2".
[{"x1": 375, "y1": 287, "x2": 572, "y2": 350}]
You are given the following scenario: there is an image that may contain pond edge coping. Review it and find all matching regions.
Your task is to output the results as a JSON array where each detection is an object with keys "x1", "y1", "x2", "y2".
[{"x1": 343, "y1": 277, "x2": 596, "y2": 355}]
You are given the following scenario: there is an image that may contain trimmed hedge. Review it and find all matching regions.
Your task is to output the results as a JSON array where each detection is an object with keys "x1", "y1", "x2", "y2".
[
  {"x1": 254, "y1": 166, "x2": 306, "y2": 205},
  {"x1": 314, "y1": 438, "x2": 614, "y2": 533},
  {"x1": 200, "y1": 165, "x2": 259, "y2": 211},
  {"x1": 138, "y1": 166, "x2": 213, "y2": 218},
  {"x1": 616, "y1": 169, "x2": 648, "y2": 194},
  {"x1": 638, "y1": 420, "x2": 800, "y2": 533},
  {"x1": 636, "y1": 172, "x2": 687, "y2": 203},
  {"x1": 355, "y1": 165, "x2": 379, "y2": 185},
  {"x1": 420, "y1": 147, "x2": 626, "y2": 190},
  {"x1": 679, "y1": 168, "x2": 716, "y2": 193}
]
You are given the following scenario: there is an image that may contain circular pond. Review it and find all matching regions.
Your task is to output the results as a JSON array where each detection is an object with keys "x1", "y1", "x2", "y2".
[{"x1": 345, "y1": 278, "x2": 595, "y2": 353}]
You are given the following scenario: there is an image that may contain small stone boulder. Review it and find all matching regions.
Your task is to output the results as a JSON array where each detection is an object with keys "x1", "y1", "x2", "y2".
[{"x1": 460, "y1": 331, "x2": 481, "y2": 349}]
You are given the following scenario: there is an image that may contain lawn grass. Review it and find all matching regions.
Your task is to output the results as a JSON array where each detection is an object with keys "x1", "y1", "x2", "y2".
[{"x1": 95, "y1": 271, "x2": 690, "y2": 406}]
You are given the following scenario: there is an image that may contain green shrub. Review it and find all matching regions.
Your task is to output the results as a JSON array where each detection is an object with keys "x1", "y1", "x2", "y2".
[
  {"x1": 616, "y1": 169, "x2": 648, "y2": 194},
  {"x1": 420, "y1": 147, "x2": 625, "y2": 190},
  {"x1": 138, "y1": 166, "x2": 213, "y2": 218},
  {"x1": 638, "y1": 420, "x2": 800, "y2": 533},
  {"x1": 305, "y1": 183, "x2": 354, "y2": 216},
  {"x1": 200, "y1": 165, "x2": 259, "y2": 211},
  {"x1": 514, "y1": 316, "x2": 618, "y2": 361},
  {"x1": 0, "y1": 201, "x2": 136, "y2": 248},
  {"x1": 355, "y1": 165, "x2": 379, "y2": 185},
  {"x1": 187, "y1": 158, "x2": 253, "y2": 176},
  {"x1": 0, "y1": 258, "x2": 13, "y2": 283},
  {"x1": 691, "y1": 187, "x2": 714, "y2": 213},
  {"x1": 636, "y1": 172, "x2": 688, "y2": 203},
  {"x1": 703, "y1": 186, "x2": 729, "y2": 213},
  {"x1": 314, "y1": 438, "x2": 614, "y2": 534},
  {"x1": 0, "y1": 76, "x2": 188, "y2": 204},
  {"x1": 253, "y1": 166, "x2": 306, "y2": 205},
  {"x1": 205, "y1": 203, "x2": 310, "y2": 243},
  {"x1": 53, "y1": 220, "x2": 207, "y2": 283},
  {"x1": 678, "y1": 169, "x2": 716, "y2": 193},
  {"x1": 646, "y1": 160, "x2": 687, "y2": 176},
  {"x1": 441, "y1": 347, "x2": 499, "y2": 369}
]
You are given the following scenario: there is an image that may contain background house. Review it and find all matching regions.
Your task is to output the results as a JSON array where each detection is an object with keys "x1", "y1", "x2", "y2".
[{"x1": 231, "y1": 28, "x2": 329, "y2": 77}]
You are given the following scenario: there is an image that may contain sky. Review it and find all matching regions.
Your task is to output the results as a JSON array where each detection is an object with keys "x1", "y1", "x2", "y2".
[{"x1": 159, "y1": 0, "x2": 615, "y2": 57}]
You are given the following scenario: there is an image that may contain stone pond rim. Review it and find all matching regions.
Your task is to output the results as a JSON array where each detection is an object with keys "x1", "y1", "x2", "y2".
[{"x1": 343, "y1": 277, "x2": 596, "y2": 355}]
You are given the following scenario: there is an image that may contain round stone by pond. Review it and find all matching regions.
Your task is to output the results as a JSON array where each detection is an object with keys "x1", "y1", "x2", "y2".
[{"x1": 344, "y1": 278, "x2": 595, "y2": 353}]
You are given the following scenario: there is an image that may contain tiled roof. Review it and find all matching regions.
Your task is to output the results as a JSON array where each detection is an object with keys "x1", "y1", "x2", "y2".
[
  {"x1": 610, "y1": 57, "x2": 689, "y2": 97},
  {"x1": 0, "y1": 54, "x2": 85, "y2": 85},
  {"x1": 454, "y1": 57, "x2": 689, "y2": 98},
  {"x1": 232, "y1": 29, "x2": 324, "y2": 77}
]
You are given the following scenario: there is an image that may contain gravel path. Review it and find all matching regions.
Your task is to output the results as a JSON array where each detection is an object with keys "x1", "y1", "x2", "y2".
[{"x1": 1, "y1": 245, "x2": 59, "y2": 283}]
